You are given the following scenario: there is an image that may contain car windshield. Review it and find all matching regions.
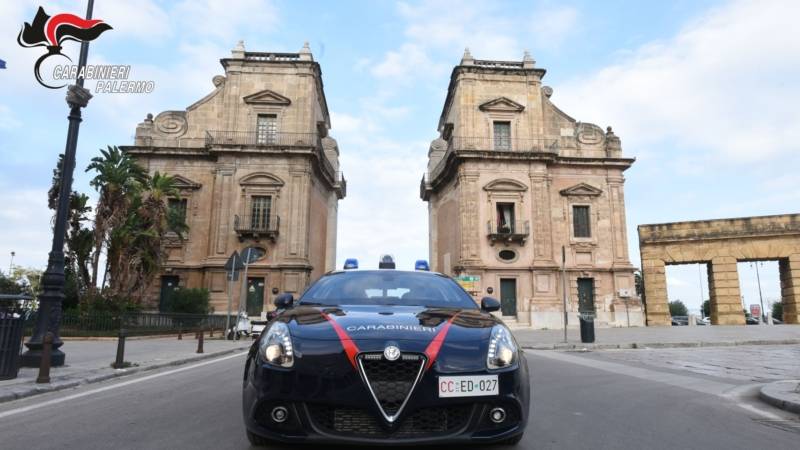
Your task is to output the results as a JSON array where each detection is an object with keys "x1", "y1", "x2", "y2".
[{"x1": 299, "y1": 271, "x2": 478, "y2": 309}]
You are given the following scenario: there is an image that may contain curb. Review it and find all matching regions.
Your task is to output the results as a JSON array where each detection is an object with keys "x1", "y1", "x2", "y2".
[
  {"x1": 521, "y1": 338, "x2": 800, "y2": 351},
  {"x1": 0, "y1": 344, "x2": 251, "y2": 404},
  {"x1": 759, "y1": 380, "x2": 800, "y2": 414}
]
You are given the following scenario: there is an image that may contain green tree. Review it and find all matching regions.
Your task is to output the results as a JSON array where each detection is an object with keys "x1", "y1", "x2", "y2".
[
  {"x1": 86, "y1": 145, "x2": 148, "y2": 293},
  {"x1": 634, "y1": 270, "x2": 646, "y2": 304},
  {"x1": 669, "y1": 300, "x2": 688, "y2": 317},
  {"x1": 772, "y1": 301, "x2": 783, "y2": 322},
  {"x1": 702, "y1": 300, "x2": 711, "y2": 317}
]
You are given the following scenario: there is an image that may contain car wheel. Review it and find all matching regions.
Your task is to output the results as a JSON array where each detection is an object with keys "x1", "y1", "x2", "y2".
[
  {"x1": 500, "y1": 433, "x2": 524, "y2": 446},
  {"x1": 246, "y1": 430, "x2": 272, "y2": 447}
]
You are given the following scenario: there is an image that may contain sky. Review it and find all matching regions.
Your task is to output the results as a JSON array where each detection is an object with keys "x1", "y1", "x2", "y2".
[{"x1": 1, "y1": 0, "x2": 798, "y2": 315}]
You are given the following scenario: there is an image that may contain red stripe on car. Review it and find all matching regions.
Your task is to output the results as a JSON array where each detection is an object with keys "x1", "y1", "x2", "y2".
[
  {"x1": 322, "y1": 312, "x2": 360, "y2": 369},
  {"x1": 424, "y1": 315, "x2": 457, "y2": 370}
]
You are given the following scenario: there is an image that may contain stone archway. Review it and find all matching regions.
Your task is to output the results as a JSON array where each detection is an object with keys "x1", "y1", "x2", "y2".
[{"x1": 638, "y1": 214, "x2": 800, "y2": 326}]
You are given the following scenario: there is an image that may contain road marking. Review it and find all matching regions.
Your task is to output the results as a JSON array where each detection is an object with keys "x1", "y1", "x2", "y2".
[
  {"x1": 526, "y1": 350, "x2": 791, "y2": 420},
  {"x1": 0, "y1": 351, "x2": 247, "y2": 420}
]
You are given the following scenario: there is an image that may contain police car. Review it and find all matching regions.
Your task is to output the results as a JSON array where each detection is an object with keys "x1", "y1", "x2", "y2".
[{"x1": 242, "y1": 255, "x2": 530, "y2": 446}]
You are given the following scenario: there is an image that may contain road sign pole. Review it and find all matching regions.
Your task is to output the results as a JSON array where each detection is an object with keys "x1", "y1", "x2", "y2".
[
  {"x1": 225, "y1": 277, "x2": 233, "y2": 339},
  {"x1": 238, "y1": 248, "x2": 253, "y2": 321},
  {"x1": 562, "y1": 246, "x2": 568, "y2": 343}
]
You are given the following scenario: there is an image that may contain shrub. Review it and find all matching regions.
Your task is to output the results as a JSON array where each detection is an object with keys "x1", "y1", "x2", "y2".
[
  {"x1": 772, "y1": 302, "x2": 783, "y2": 321},
  {"x1": 669, "y1": 300, "x2": 688, "y2": 317},
  {"x1": 164, "y1": 288, "x2": 210, "y2": 315}
]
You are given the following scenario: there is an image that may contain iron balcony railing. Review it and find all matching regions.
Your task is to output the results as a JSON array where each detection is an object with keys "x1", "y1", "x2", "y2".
[
  {"x1": 234, "y1": 214, "x2": 280, "y2": 241},
  {"x1": 487, "y1": 220, "x2": 530, "y2": 244},
  {"x1": 205, "y1": 131, "x2": 318, "y2": 148},
  {"x1": 22, "y1": 311, "x2": 236, "y2": 337},
  {"x1": 448, "y1": 136, "x2": 558, "y2": 152}
]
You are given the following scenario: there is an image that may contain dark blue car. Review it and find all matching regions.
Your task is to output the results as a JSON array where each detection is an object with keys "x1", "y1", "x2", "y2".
[{"x1": 242, "y1": 269, "x2": 530, "y2": 446}]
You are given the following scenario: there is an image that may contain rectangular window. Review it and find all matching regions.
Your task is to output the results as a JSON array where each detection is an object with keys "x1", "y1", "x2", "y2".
[
  {"x1": 256, "y1": 114, "x2": 277, "y2": 144},
  {"x1": 493, "y1": 121, "x2": 511, "y2": 151},
  {"x1": 167, "y1": 198, "x2": 187, "y2": 225},
  {"x1": 250, "y1": 196, "x2": 272, "y2": 230},
  {"x1": 496, "y1": 203, "x2": 515, "y2": 233},
  {"x1": 573, "y1": 205, "x2": 591, "y2": 238}
]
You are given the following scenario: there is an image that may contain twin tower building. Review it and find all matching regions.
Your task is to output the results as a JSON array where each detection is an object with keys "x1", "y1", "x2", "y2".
[{"x1": 122, "y1": 43, "x2": 644, "y2": 329}]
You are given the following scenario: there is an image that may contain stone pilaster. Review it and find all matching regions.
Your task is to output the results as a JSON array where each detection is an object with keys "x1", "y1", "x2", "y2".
[
  {"x1": 708, "y1": 256, "x2": 745, "y2": 325},
  {"x1": 608, "y1": 176, "x2": 630, "y2": 264},
  {"x1": 529, "y1": 171, "x2": 553, "y2": 264},
  {"x1": 779, "y1": 254, "x2": 800, "y2": 324},
  {"x1": 458, "y1": 171, "x2": 480, "y2": 266},
  {"x1": 642, "y1": 258, "x2": 670, "y2": 326},
  {"x1": 208, "y1": 167, "x2": 234, "y2": 256}
]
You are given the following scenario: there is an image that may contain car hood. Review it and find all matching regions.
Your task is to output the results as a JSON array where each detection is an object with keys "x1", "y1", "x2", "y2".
[{"x1": 281, "y1": 304, "x2": 499, "y2": 342}]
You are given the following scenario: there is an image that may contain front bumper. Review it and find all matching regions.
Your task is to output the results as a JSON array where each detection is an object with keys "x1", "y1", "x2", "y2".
[{"x1": 242, "y1": 351, "x2": 529, "y2": 445}]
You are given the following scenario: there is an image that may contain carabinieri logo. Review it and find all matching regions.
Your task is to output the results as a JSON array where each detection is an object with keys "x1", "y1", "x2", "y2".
[{"x1": 17, "y1": 6, "x2": 112, "y2": 89}]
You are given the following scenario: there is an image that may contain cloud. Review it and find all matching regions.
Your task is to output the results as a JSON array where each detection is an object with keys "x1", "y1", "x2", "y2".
[
  {"x1": 0, "y1": 187, "x2": 52, "y2": 270},
  {"x1": 554, "y1": 0, "x2": 800, "y2": 164},
  {"x1": 0, "y1": 105, "x2": 22, "y2": 130},
  {"x1": 173, "y1": 0, "x2": 279, "y2": 42},
  {"x1": 95, "y1": 0, "x2": 172, "y2": 43}
]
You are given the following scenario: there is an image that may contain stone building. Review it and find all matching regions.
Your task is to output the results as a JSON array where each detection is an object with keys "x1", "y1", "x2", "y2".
[
  {"x1": 420, "y1": 50, "x2": 643, "y2": 328},
  {"x1": 122, "y1": 42, "x2": 345, "y2": 316}
]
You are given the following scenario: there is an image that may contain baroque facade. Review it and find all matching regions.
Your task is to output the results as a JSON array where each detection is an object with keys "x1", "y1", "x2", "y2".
[
  {"x1": 122, "y1": 42, "x2": 345, "y2": 316},
  {"x1": 421, "y1": 50, "x2": 643, "y2": 328}
]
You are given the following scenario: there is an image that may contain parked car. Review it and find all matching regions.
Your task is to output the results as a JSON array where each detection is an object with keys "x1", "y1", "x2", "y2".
[{"x1": 671, "y1": 316, "x2": 689, "y2": 326}]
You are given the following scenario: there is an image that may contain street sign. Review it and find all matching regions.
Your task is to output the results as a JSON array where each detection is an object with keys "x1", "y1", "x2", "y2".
[{"x1": 225, "y1": 250, "x2": 244, "y2": 281}]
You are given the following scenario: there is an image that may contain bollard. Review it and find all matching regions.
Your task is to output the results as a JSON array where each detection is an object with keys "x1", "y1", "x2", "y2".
[
  {"x1": 36, "y1": 332, "x2": 53, "y2": 384},
  {"x1": 114, "y1": 329, "x2": 127, "y2": 369},
  {"x1": 178, "y1": 329, "x2": 182, "y2": 340},
  {"x1": 766, "y1": 312, "x2": 774, "y2": 326},
  {"x1": 196, "y1": 329, "x2": 204, "y2": 354},
  {"x1": 688, "y1": 314, "x2": 697, "y2": 327},
  {"x1": 209, "y1": 327, "x2": 214, "y2": 338}
]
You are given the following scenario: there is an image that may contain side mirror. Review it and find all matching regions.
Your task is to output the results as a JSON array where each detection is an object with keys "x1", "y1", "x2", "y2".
[
  {"x1": 274, "y1": 292, "x2": 294, "y2": 309},
  {"x1": 481, "y1": 297, "x2": 500, "y2": 312}
]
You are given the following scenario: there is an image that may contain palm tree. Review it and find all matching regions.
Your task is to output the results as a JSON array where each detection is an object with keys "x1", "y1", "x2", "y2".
[{"x1": 85, "y1": 146, "x2": 148, "y2": 293}]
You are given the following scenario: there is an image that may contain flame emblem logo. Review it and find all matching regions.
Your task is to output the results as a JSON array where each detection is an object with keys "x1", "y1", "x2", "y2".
[{"x1": 17, "y1": 6, "x2": 112, "y2": 89}]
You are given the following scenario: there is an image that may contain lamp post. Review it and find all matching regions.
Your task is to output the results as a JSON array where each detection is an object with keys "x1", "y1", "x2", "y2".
[
  {"x1": 8, "y1": 251, "x2": 14, "y2": 275},
  {"x1": 21, "y1": 1, "x2": 96, "y2": 367}
]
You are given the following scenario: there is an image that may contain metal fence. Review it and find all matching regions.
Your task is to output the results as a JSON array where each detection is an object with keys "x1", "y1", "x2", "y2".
[{"x1": 23, "y1": 311, "x2": 236, "y2": 337}]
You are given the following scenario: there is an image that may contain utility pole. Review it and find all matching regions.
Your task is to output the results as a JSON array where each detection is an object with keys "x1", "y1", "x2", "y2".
[
  {"x1": 8, "y1": 251, "x2": 14, "y2": 275},
  {"x1": 754, "y1": 262, "x2": 766, "y2": 323},
  {"x1": 561, "y1": 246, "x2": 568, "y2": 343},
  {"x1": 21, "y1": 0, "x2": 96, "y2": 367}
]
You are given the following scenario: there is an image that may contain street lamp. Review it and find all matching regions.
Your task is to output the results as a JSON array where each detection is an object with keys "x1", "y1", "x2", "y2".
[
  {"x1": 8, "y1": 251, "x2": 14, "y2": 275},
  {"x1": 20, "y1": 1, "x2": 96, "y2": 367}
]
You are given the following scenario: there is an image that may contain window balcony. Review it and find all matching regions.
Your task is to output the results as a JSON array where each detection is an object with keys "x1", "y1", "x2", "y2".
[
  {"x1": 448, "y1": 136, "x2": 558, "y2": 152},
  {"x1": 205, "y1": 131, "x2": 318, "y2": 148},
  {"x1": 234, "y1": 214, "x2": 280, "y2": 242},
  {"x1": 487, "y1": 220, "x2": 530, "y2": 245}
]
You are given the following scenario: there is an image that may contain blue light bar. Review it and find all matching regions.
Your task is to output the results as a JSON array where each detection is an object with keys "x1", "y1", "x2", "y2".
[
  {"x1": 343, "y1": 258, "x2": 359, "y2": 270},
  {"x1": 414, "y1": 260, "x2": 430, "y2": 271}
]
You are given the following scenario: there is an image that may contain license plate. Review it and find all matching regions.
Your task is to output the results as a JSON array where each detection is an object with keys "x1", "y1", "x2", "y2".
[{"x1": 438, "y1": 375, "x2": 499, "y2": 397}]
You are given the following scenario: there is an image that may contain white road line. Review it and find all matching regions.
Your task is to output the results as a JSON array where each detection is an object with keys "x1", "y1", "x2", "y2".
[
  {"x1": 526, "y1": 350, "x2": 790, "y2": 420},
  {"x1": 0, "y1": 351, "x2": 247, "y2": 420}
]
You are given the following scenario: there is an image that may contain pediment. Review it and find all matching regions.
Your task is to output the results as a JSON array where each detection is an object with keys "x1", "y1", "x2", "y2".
[
  {"x1": 242, "y1": 89, "x2": 291, "y2": 106},
  {"x1": 479, "y1": 97, "x2": 525, "y2": 113},
  {"x1": 171, "y1": 174, "x2": 201, "y2": 190},
  {"x1": 560, "y1": 183, "x2": 603, "y2": 197},
  {"x1": 239, "y1": 172, "x2": 285, "y2": 188},
  {"x1": 483, "y1": 178, "x2": 528, "y2": 192}
]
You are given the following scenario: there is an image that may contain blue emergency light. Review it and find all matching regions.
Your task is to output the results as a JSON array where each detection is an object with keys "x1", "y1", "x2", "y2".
[
  {"x1": 343, "y1": 258, "x2": 359, "y2": 269},
  {"x1": 414, "y1": 260, "x2": 430, "y2": 271}
]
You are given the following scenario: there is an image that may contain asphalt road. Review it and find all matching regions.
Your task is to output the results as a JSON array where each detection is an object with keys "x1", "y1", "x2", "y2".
[{"x1": 0, "y1": 349, "x2": 797, "y2": 450}]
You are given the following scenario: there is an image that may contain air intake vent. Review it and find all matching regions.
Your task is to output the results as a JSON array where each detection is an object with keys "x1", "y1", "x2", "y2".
[{"x1": 357, "y1": 353, "x2": 425, "y2": 423}]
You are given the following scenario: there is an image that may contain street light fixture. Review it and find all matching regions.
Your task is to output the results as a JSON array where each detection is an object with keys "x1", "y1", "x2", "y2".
[{"x1": 20, "y1": 1, "x2": 96, "y2": 367}]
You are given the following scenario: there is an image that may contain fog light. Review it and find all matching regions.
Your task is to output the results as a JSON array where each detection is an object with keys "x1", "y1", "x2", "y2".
[
  {"x1": 271, "y1": 406, "x2": 289, "y2": 423},
  {"x1": 489, "y1": 407, "x2": 506, "y2": 423}
]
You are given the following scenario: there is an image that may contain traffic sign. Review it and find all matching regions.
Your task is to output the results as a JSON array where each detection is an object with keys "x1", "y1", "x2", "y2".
[{"x1": 225, "y1": 250, "x2": 244, "y2": 281}]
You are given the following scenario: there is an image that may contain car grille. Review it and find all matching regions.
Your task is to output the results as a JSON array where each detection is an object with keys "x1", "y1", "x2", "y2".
[
  {"x1": 358, "y1": 353, "x2": 425, "y2": 419},
  {"x1": 307, "y1": 404, "x2": 473, "y2": 438}
]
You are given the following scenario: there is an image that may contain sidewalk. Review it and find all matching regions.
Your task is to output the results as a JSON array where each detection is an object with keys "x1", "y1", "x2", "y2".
[
  {"x1": 512, "y1": 324, "x2": 800, "y2": 350},
  {"x1": 0, "y1": 336, "x2": 251, "y2": 403}
]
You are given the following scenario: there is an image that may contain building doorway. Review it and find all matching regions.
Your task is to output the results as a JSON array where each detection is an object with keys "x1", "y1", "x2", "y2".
[
  {"x1": 159, "y1": 275, "x2": 179, "y2": 312},
  {"x1": 246, "y1": 277, "x2": 266, "y2": 317},
  {"x1": 500, "y1": 278, "x2": 517, "y2": 316},
  {"x1": 577, "y1": 278, "x2": 595, "y2": 313}
]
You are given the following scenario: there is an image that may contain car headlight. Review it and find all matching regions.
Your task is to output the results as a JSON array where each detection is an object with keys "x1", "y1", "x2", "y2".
[
  {"x1": 259, "y1": 322, "x2": 294, "y2": 368},
  {"x1": 487, "y1": 325, "x2": 517, "y2": 370}
]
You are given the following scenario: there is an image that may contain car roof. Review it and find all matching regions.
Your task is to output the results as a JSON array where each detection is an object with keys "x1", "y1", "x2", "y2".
[{"x1": 325, "y1": 269, "x2": 449, "y2": 278}]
